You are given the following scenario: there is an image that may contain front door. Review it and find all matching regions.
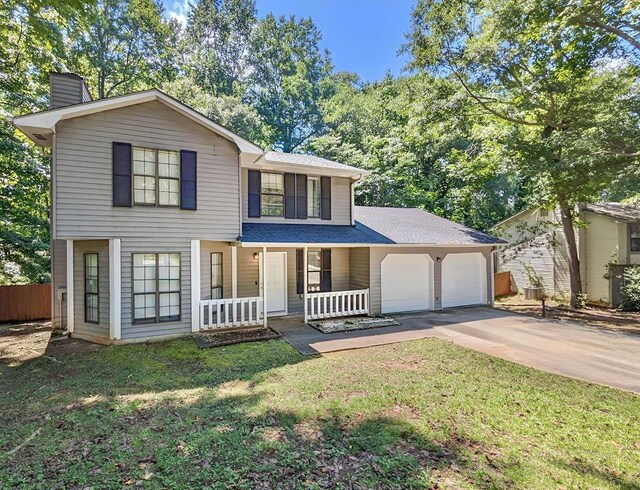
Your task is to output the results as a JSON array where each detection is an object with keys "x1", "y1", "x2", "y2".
[{"x1": 262, "y1": 252, "x2": 287, "y2": 315}]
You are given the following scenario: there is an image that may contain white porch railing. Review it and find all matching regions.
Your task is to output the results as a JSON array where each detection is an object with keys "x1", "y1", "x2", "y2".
[
  {"x1": 200, "y1": 297, "x2": 263, "y2": 329},
  {"x1": 306, "y1": 289, "x2": 369, "y2": 321}
]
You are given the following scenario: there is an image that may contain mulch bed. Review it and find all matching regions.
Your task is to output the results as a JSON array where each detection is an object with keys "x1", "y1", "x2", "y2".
[
  {"x1": 193, "y1": 327, "x2": 281, "y2": 349},
  {"x1": 309, "y1": 316, "x2": 399, "y2": 334}
]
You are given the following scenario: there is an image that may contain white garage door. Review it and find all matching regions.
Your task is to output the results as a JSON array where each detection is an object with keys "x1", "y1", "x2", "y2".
[
  {"x1": 442, "y1": 252, "x2": 487, "y2": 308},
  {"x1": 381, "y1": 254, "x2": 433, "y2": 313}
]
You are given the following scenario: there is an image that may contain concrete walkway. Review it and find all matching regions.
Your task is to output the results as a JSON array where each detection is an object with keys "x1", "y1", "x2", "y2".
[{"x1": 269, "y1": 307, "x2": 640, "y2": 393}]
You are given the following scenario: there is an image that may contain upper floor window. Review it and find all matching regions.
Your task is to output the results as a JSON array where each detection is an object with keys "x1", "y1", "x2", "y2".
[
  {"x1": 631, "y1": 223, "x2": 640, "y2": 252},
  {"x1": 133, "y1": 147, "x2": 180, "y2": 207},
  {"x1": 308, "y1": 177, "x2": 321, "y2": 218},
  {"x1": 261, "y1": 173, "x2": 284, "y2": 216}
]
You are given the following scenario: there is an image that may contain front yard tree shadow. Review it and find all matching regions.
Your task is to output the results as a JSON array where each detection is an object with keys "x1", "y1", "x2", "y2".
[{"x1": 1, "y1": 337, "x2": 638, "y2": 488}]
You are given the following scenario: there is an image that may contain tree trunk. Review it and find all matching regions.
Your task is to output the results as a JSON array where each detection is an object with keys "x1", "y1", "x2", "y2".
[{"x1": 559, "y1": 201, "x2": 582, "y2": 308}]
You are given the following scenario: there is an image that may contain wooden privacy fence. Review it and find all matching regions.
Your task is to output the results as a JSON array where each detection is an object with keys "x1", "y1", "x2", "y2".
[
  {"x1": 494, "y1": 271, "x2": 512, "y2": 297},
  {"x1": 0, "y1": 284, "x2": 51, "y2": 323}
]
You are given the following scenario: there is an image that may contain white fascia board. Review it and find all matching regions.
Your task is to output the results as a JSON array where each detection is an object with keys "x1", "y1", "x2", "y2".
[
  {"x1": 244, "y1": 160, "x2": 370, "y2": 179},
  {"x1": 12, "y1": 89, "x2": 264, "y2": 155}
]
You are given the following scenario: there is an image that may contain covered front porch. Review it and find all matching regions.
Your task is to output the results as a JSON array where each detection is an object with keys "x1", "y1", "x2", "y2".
[{"x1": 191, "y1": 241, "x2": 370, "y2": 332}]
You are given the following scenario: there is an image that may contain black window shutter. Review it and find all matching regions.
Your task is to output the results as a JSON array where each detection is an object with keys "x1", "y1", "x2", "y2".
[
  {"x1": 296, "y1": 174, "x2": 308, "y2": 220},
  {"x1": 320, "y1": 249, "x2": 332, "y2": 292},
  {"x1": 296, "y1": 249, "x2": 304, "y2": 294},
  {"x1": 321, "y1": 176, "x2": 331, "y2": 220},
  {"x1": 180, "y1": 150, "x2": 197, "y2": 210},
  {"x1": 248, "y1": 169, "x2": 261, "y2": 218},
  {"x1": 112, "y1": 142, "x2": 132, "y2": 207},
  {"x1": 284, "y1": 173, "x2": 296, "y2": 219}
]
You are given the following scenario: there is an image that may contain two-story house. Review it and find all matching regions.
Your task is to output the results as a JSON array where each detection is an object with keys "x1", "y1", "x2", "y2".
[{"x1": 10, "y1": 73, "x2": 503, "y2": 344}]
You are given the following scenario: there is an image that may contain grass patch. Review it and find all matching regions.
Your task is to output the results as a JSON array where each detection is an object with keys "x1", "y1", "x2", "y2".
[{"x1": 1, "y1": 337, "x2": 638, "y2": 489}]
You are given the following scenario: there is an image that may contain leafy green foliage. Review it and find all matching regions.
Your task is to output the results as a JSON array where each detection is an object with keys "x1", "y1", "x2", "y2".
[
  {"x1": 620, "y1": 266, "x2": 640, "y2": 311},
  {"x1": 246, "y1": 14, "x2": 333, "y2": 152}
]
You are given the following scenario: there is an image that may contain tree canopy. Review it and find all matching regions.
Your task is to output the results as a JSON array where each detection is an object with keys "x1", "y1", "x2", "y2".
[{"x1": 1, "y1": 0, "x2": 638, "y2": 289}]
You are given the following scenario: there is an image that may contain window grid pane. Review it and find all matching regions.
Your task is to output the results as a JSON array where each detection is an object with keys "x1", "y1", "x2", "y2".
[
  {"x1": 261, "y1": 173, "x2": 284, "y2": 216},
  {"x1": 133, "y1": 253, "x2": 181, "y2": 323},
  {"x1": 308, "y1": 177, "x2": 321, "y2": 218},
  {"x1": 132, "y1": 147, "x2": 181, "y2": 206},
  {"x1": 211, "y1": 252, "x2": 223, "y2": 299},
  {"x1": 84, "y1": 253, "x2": 99, "y2": 323},
  {"x1": 307, "y1": 251, "x2": 321, "y2": 292}
]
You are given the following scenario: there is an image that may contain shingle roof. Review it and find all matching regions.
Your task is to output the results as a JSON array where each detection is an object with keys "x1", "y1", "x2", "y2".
[
  {"x1": 242, "y1": 222, "x2": 394, "y2": 244},
  {"x1": 354, "y1": 206, "x2": 505, "y2": 245},
  {"x1": 584, "y1": 202, "x2": 640, "y2": 222},
  {"x1": 260, "y1": 151, "x2": 368, "y2": 175},
  {"x1": 241, "y1": 207, "x2": 504, "y2": 245}
]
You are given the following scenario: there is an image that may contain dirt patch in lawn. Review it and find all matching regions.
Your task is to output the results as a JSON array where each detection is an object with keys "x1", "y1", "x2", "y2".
[
  {"x1": 496, "y1": 294, "x2": 640, "y2": 334},
  {"x1": 0, "y1": 321, "x2": 52, "y2": 366}
]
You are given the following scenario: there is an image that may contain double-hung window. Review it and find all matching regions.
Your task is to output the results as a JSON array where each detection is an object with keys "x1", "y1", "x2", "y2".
[
  {"x1": 133, "y1": 253, "x2": 181, "y2": 323},
  {"x1": 211, "y1": 252, "x2": 223, "y2": 299},
  {"x1": 307, "y1": 251, "x2": 322, "y2": 292},
  {"x1": 631, "y1": 223, "x2": 640, "y2": 252},
  {"x1": 133, "y1": 147, "x2": 180, "y2": 206},
  {"x1": 308, "y1": 177, "x2": 321, "y2": 218},
  {"x1": 261, "y1": 173, "x2": 284, "y2": 216},
  {"x1": 84, "y1": 253, "x2": 99, "y2": 323}
]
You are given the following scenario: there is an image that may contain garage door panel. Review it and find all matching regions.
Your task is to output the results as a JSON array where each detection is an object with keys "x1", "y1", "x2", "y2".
[
  {"x1": 381, "y1": 254, "x2": 433, "y2": 313},
  {"x1": 442, "y1": 252, "x2": 487, "y2": 308}
]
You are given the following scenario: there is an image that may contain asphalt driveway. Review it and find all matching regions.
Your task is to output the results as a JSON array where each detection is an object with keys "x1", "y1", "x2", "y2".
[{"x1": 269, "y1": 307, "x2": 640, "y2": 393}]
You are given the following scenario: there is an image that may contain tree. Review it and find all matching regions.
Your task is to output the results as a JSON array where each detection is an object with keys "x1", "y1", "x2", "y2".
[
  {"x1": 407, "y1": 0, "x2": 640, "y2": 307},
  {"x1": 66, "y1": 0, "x2": 178, "y2": 99},
  {"x1": 184, "y1": 0, "x2": 256, "y2": 95},
  {"x1": 306, "y1": 73, "x2": 525, "y2": 231},
  {"x1": 246, "y1": 14, "x2": 333, "y2": 152}
]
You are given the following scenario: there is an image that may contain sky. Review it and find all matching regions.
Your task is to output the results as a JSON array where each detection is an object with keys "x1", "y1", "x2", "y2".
[{"x1": 164, "y1": 0, "x2": 415, "y2": 82}]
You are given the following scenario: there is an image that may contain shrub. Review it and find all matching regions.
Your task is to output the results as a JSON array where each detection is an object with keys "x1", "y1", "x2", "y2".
[{"x1": 619, "y1": 266, "x2": 640, "y2": 311}]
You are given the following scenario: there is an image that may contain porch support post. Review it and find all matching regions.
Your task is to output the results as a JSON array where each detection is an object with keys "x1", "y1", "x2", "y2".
[
  {"x1": 262, "y1": 246, "x2": 268, "y2": 327},
  {"x1": 303, "y1": 246, "x2": 308, "y2": 322},
  {"x1": 66, "y1": 240, "x2": 74, "y2": 333},
  {"x1": 231, "y1": 245, "x2": 238, "y2": 298},
  {"x1": 191, "y1": 240, "x2": 201, "y2": 333},
  {"x1": 109, "y1": 239, "x2": 121, "y2": 340}
]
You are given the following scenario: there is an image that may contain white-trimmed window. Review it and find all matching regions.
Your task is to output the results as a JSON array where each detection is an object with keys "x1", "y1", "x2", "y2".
[
  {"x1": 211, "y1": 252, "x2": 223, "y2": 299},
  {"x1": 307, "y1": 251, "x2": 321, "y2": 292},
  {"x1": 133, "y1": 147, "x2": 180, "y2": 206},
  {"x1": 133, "y1": 253, "x2": 181, "y2": 323},
  {"x1": 261, "y1": 173, "x2": 284, "y2": 216},
  {"x1": 84, "y1": 253, "x2": 99, "y2": 323},
  {"x1": 308, "y1": 177, "x2": 321, "y2": 218},
  {"x1": 631, "y1": 223, "x2": 640, "y2": 252}
]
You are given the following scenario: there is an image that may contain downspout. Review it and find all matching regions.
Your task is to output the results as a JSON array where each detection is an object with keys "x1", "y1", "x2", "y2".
[{"x1": 350, "y1": 174, "x2": 363, "y2": 227}]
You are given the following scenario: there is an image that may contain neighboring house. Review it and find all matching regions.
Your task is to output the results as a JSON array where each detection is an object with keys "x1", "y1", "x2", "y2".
[
  {"x1": 10, "y1": 72, "x2": 503, "y2": 345},
  {"x1": 494, "y1": 202, "x2": 640, "y2": 305}
]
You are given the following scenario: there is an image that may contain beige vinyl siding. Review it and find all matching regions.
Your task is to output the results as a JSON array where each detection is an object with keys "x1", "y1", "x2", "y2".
[
  {"x1": 584, "y1": 212, "x2": 619, "y2": 303},
  {"x1": 369, "y1": 247, "x2": 493, "y2": 314},
  {"x1": 73, "y1": 240, "x2": 110, "y2": 339},
  {"x1": 120, "y1": 237, "x2": 191, "y2": 340},
  {"x1": 200, "y1": 241, "x2": 233, "y2": 300},
  {"x1": 241, "y1": 168, "x2": 352, "y2": 225},
  {"x1": 50, "y1": 74, "x2": 83, "y2": 109},
  {"x1": 349, "y1": 248, "x2": 370, "y2": 290},
  {"x1": 54, "y1": 100, "x2": 241, "y2": 240},
  {"x1": 51, "y1": 239, "x2": 67, "y2": 330}
]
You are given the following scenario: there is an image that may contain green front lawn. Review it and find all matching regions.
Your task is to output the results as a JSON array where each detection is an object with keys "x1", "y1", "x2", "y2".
[{"x1": 1, "y1": 338, "x2": 638, "y2": 489}]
